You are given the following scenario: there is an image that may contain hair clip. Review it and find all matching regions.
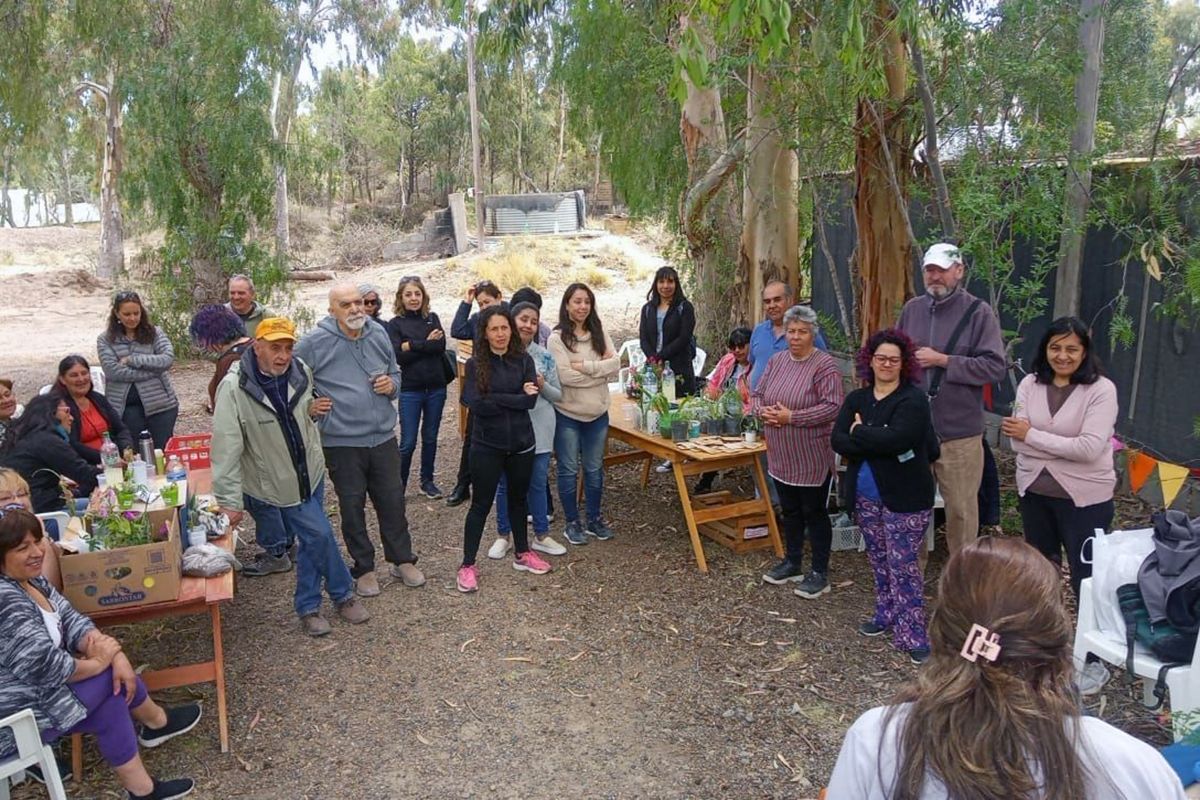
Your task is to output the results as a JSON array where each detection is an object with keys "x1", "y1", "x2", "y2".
[{"x1": 960, "y1": 623, "x2": 1001, "y2": 663}]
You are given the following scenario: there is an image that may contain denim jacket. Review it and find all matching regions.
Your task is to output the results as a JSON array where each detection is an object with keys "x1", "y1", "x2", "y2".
[{"x1": 0, "y1": 574, "x2": 96, "y2": 757}]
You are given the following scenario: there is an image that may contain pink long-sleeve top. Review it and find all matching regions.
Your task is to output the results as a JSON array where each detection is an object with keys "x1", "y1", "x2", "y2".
[
  {"x1": 1011, "y1": 373, "x2": 1118, "y2": 508},
  {"x1": 751, "y1": 349, "x2": 843, "y2": 486}
]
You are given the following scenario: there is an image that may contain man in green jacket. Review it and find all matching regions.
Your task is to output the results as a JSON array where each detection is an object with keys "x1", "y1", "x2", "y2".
[{"x1": 212, "y1": 317, "x2": 369, "y2": 637}]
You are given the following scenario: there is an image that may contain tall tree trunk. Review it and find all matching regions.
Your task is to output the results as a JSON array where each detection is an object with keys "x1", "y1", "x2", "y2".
[
  {"x1": 552, "y1": 87, "x2": 567, "y2": 191},
  {"x1": 58, "y1": 147, "x2": 74, "y2": 226},
  {"x1": 911, "y1": 37, "x2": 955, "y2": 240},
  {"x1": 1054, "y1": 0, "x2": 1107, "y2": 317},
  {"x1": 678, "y1": 15, "x2": 741, "y2": 352},
  {"x1": 466, "y1": 0, "x2": 485, "y2": 244},
  {"x1": 853, "y1": 4, "x2": 913, "y2": 340},
  {"x1": 78, "y1": 70, "x2": 125, "y2": 280},
  {"x1": 735, "y1": 65, "x2": 798, "y2": 327},
  {"x1": 0, "y1": 148, "x2": 14, "y2": 228}
]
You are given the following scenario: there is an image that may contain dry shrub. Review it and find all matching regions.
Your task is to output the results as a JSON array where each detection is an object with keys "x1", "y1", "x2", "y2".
[
  {"x1": 569, "y1": 264, "x2": 613, "y2": 289},
  {"x1": 473, "y1": 243, "x2": 549, "y2": 291},
  {"x1": 336, "y1": 220, "x2": 403, "y2": 267}
]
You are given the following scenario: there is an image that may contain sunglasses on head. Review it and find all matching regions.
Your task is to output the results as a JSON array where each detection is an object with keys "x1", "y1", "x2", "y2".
[{"x1": 115, "y1": 291, "x2": 140, "y2": 303}]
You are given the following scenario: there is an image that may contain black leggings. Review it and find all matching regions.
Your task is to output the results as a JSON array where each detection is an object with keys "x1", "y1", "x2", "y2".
[
  {"x1": 775, "y1": 476, "x2": 833, "y2": 574},
  {"x1": 463, "y1": 444, "x2": 534, "y2": 566},
  {"x1": 121, "y1": 401, "x2": 178, "y2": 451},
  {"x1": 1020, "y1": 491, "x2": 1114, "y2": 600}
]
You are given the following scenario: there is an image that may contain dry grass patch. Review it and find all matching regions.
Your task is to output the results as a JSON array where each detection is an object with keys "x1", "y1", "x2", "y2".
[
  {"x1": 472, "y1": 247, "x2": 549, "y2": 291},
  {"x1": 569, "y1": 264, "x2": 614, "y2": 289}
]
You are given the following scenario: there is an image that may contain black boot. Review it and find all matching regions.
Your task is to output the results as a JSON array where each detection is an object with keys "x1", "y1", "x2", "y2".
[{"x1": 446, "y1": 484, "x2": 470, "y2": 507}]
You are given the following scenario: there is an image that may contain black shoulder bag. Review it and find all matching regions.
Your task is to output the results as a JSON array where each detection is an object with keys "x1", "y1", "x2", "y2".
[{"x1": 927, "y1": 298, "x2": 982, "y2": 400}]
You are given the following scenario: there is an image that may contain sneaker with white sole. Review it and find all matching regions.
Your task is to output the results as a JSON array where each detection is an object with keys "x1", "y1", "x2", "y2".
[
  {"x1": 128, "y1": 777, "x2": 196, "y2": 800},
  {"x1": 457, "y1": 565, "x2": 479, "y2": 593},
  {"x1": 563, "y1": 520, "x2": 588, "y2": 546},
  {"x1": 531, "y1": 535, "x2": 567, "y2": 555},
  {"x1": 586, "y1": 518, "x2": 615, "y2": 540},
  {"x1": 654, "y1": 459, "x2": 672, "y2": 473},
  {"x1": 794, "y1": 570, "x2": 831, "y2": 599},
  {"x1": 487, "y1": 536, "x2": 511, "y2": 559},
  {"x1": 513, "y1": 551, "x2": 553, "y2": 574},
  {"x1": 1077, "y1": 661, "x2": 1111, "y2": 696},
  {"x1": 138, "y1": 704, "x2": 202, "y2": 748}
]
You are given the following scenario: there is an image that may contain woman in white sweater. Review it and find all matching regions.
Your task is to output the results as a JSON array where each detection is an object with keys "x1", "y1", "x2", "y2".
[{"x1": 547, "y1": 283, "x2": 619, "y2": 546}]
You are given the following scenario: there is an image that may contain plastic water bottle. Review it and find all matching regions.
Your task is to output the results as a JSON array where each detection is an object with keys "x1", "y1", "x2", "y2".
[
  {"x1": 643, "y1": 364, "x2": 658, "y2": 398},
  {"x1": 165, "y1": 454, "x2": 187, "y2": 482},
  {"x1": 662, "y1": 363, "x2": 676, "y2": 403},
  {"x1": 131, "y1": 457, "x2": 149, "y2": 487},
  {"x1": 100, "y1": 432, "x2": 123, "y2": 488}
]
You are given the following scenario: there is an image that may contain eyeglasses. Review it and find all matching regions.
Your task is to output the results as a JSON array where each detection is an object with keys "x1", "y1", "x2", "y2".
[{"x1": 872, "y1": 355, "x2": 902, "y2": 366}]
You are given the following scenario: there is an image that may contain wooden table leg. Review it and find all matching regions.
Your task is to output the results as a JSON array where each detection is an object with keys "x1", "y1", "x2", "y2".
[
  {"x1": 751, "y1": 455, "x2": 785, "y2": 558},
  {"x1": 71, "y1": 733, "x2": 83, "y2": 782},
  {"x1": 670, "y1": 461, "x2": 708, "y2": 572},
  {"x1": 211, "y1": 604, "x2": 230, "y2": 753},
  {"x1": 641, "y1": 454, "x2": 652, "y2": 488}
]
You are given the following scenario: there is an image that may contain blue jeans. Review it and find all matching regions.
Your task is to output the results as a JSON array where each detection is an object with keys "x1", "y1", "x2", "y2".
[
  {"x1": 554, "y1": 411, "x2": 608, "y2": 524},
  {"x1": 247, "y1": 480, "x2": 354, "y2": 616},
  {"x1": 399, "y1": 387, "x2": 447, "y2": 485},
  {"x1": 243, "y1": 495, "x2": 296, "y2": 558},
  {"x1": 496, "y1": 451, "x2": 551, "y2": 536}
]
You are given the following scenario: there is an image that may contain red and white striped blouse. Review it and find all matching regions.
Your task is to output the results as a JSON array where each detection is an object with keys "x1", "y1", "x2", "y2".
[{"x1": 751, "y1": 349, "x2": 843, "y2": 486}]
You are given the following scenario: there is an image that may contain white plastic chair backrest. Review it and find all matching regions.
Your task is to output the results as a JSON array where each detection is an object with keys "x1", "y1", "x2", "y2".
[
  {"x1": 36, "y1": 512, "x2": 70, "y2": 542},
  {"x1": 692, "y1": 347, "x2": 707, "y2": 377},
  {"x1": 617, "y1": 340, "x2": 646, "y2": 370},
  {"x1": 0, "y1": 708, "x2": 68, "y2": 799},
  {"x1": 37, "y1": 385, "x2": 51, "y2": 397},
  {"x1": 90, "y1": 367, "x2": 106, "y2": 396}
]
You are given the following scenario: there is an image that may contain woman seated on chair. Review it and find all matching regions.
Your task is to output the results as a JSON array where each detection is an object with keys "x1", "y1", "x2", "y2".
[
  {"x1": 0, "y1": 506, "x2": 201, "y2": 800},
  {"x1": 0, "y1": 468, "x2": 61, "y2": 589},
  {"x1": 826, "y1": 536, "x2": 1187, "y2": 800},
  {"x1": 0, "y1": 395, "x2": 97, "y2": 513},
  {"x1": 0, "y1": 377, "x2": 21, "y2": 448},
  {"x1": 53, "y1": 355, "x2": 134, "y2": 464}
]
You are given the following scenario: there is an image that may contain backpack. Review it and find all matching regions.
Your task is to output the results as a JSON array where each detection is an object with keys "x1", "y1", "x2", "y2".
[{"x1": 1117, "y1": 582, "x2": 1199, "y2": 709}]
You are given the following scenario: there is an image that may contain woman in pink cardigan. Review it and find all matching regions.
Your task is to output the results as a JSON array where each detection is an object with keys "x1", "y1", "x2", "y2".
[{"x1": 1003, "y1": 317, "x2": 1117, "y2": 603}]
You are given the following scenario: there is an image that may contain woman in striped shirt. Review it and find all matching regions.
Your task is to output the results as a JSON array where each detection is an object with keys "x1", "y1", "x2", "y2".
[{"x1": 752, "y1": 305, "x2": 843, "y2": 599}]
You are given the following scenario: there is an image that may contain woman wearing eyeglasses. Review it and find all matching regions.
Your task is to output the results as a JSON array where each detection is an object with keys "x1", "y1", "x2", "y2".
[
  {"x1": 0, "y1": 468, "x2": 61, "y2": 589},
  {"x1": 359, "y1": 283, "x2": 384, "y2": 321},
  {"x1": 97, "y1": 291, "x2": 179, "y2": 450},
  {"x1": 831, "y1": 329, "x2": 939, "y2": 664}
]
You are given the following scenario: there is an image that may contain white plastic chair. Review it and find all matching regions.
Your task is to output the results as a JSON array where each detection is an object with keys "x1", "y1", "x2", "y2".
[
  {"x1": 617, "y1": 340, "x2": 646, "y2": 370},
  {"x1": 0, "y1": 709, "x2": 68, "y2": 800},
  {"x1": 37, "y1": 369, "x2": 103, "y2": 398},
  {"x1": 36, "y1": 512, "x2": 70, "y2": 542},
  {"x1": 692, "y1": 347, "x2": 707, "y2": 377},
  {"x1": 1074, "y1": 568, "x2": 1200, "y2": 742}
]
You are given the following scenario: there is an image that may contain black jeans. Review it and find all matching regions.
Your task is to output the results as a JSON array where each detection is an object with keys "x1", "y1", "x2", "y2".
[
  {"x1": 775, "y1": 476, "x2": 833, "y2": 574},
  {"x1": 121, "y1": 401, "x2": 178, "y2": 451},
  {"x1": 463, "y1": 444, "x2": 533, "y2": 566},
  {"x1": 454, "y1": 408, "x2": 474, "y2": 490},
  {"x1": 1020, "y1": 491, "x2": 1114, "y2": 600},
  {"x1": 324, "y1": 438, "x2": 416, "y2": 578},
  {"x1": 978, "y1": 437, "x2": 1001, "y2": 526}
]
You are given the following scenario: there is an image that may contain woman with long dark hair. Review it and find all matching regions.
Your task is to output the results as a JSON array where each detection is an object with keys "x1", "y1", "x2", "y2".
[
  {"x1": 97, "y1": 291, "x2": 178, "y2": 449},
  {"x1": 832, "y1": 329, "x2": 938, "y2": 664},
  {"x1": 1002, "y1": 315, "x2": 1118, "y2": 695},
  {"x1": 189, "y1": 304, "x2": 251, "y2": 414},
  {"x1": 638, "y1": 266, "x2": 696, "y2": 395},
  {"x1": 548, "y1": 283, "x2": 620, "y2": 546},
  {"x1": 456, "y1": 306, "x2": 553, "y2": 593},
  {"x1": 53, "y1": 355, "x2": 133, "y2": 464},
  {"x1": 0, "y1": 394, "x2": 97, "y2": 513},
  {"x1": 827, "y1": 536, "x2": 1185, "y2": 799}
]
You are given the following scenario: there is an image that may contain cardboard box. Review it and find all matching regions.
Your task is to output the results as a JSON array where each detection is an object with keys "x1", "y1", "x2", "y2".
[{"x1": 60, "y1": 507, "x2": 182, "y2": 613}]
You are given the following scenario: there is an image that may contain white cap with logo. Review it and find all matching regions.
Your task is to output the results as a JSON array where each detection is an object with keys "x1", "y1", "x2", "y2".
[{"x1": 922, "y1": 243, "x2": 963, "y2": 270}]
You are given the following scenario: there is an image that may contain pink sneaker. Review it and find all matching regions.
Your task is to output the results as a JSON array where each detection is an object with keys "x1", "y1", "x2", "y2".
[
  {"x1": 513, "y1": 551, "x2": 553, "y2": 575},
  {"x1": 456, "y1": 565, "x2": 479, "y2": 593}
]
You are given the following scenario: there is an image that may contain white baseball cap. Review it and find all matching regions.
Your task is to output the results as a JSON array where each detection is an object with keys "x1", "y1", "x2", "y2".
[{"x1": 922, "y1": 243, "x2": 963, "y2": 270}]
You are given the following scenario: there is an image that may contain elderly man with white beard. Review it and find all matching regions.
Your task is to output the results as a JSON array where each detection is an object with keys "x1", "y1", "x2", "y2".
[{"x1": 296, "y1": 283, "x2": 425, "y2": 597}]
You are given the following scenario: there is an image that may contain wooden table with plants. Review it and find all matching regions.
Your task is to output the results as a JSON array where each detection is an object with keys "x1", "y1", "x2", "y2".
[
  {"x1": 605, "y1": 390, "x2": 782, "y2": 572},
  {"x1": 63, "y1": 468, "x2": 234, "y2": 779}
]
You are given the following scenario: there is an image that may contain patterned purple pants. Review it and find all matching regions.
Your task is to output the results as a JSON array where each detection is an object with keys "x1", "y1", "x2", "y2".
[{"x1": 856, "y1": 496, "x2": 932, "y2": 652}]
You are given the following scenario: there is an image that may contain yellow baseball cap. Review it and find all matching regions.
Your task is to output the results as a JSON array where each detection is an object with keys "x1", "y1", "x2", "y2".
[{"x1": 256, "y1": 317, "x2": 297, "y2": 342}]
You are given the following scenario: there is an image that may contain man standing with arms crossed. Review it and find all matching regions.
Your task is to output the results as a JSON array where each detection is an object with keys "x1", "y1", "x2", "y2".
[
  {"x1": 296, "y1": 284, "x2": 425, "y2": 597},
  {"x1": 212, "y1": 317, "x2": 369, "y2": 636},
  {"x1": 897, "y1": 243, "x2": 1006, "y2": 555}
]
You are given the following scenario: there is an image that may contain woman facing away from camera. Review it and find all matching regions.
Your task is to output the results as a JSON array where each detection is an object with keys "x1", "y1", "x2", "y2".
[{"x1": 826, "y1": 536, "x2": 1187, "y2": 800}]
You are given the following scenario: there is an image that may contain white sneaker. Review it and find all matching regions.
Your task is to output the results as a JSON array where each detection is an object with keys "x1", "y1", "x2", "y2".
[
  {"x1": 654, "y1": 460, "x2": 672, "y2": 473},
  {"x1": 531, "y1": 535, "x2": 567, "y2": 556},
  {"x1": 1078, "y1": 661, "x2": 1111, "y2": 697},
  {"x1": 487, "y1": 537, "x2": 511, "y2": 560}
]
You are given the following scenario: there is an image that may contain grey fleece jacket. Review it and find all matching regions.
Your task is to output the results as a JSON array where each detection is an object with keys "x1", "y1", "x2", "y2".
[
  {"x1": 896, "y1": 287, "x2": 1006, "y2": 440},
  {"x1": 295, "y1": 317, "x2": 400, "y2": 448}
]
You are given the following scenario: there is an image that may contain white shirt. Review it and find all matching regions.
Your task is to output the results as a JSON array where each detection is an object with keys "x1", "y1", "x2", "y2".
[
  {"x1": 827, "y1": 704, "x2": 1187, "y2": 799},
  {"x1": 39, "y1": 604, "x2": 63, "y2": 650}
]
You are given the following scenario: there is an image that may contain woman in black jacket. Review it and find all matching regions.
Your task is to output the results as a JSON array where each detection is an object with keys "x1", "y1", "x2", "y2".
[
  {"x1": 831, "y1": 328, "x2": 939, "y2": 665},
  {"x1": 387, "y1": 276, "x2": 451, "y2": 499},
  {"x1": 457, "y1": 306, "x2": 553, "y2": 593},
  {"x1": 638, "y1": 266, "x2": 696, "y2": 396},
  {"x1": 0, "y1": 394, "x2": 98, "y2": 513},
  {"x1": 53, "y1": 355, "x2": 133, "y2": 464}
]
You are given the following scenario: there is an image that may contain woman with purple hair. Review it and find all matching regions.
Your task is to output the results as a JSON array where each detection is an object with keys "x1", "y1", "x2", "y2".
[
  {"x1": 188, "y1": 304, "x2": 250, "y2": 414},
  {"x1": 831, "y1": 328, "x2": 940, "y2": 664}
]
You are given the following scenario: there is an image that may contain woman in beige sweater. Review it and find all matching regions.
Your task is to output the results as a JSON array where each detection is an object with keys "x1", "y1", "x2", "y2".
[{"x1": 548, "y1": 283, "x2": 620, "y2": 546}]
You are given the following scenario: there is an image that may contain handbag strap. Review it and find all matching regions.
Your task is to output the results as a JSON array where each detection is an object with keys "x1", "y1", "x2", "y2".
[{"x1": 928, "y1": 298, "x2": 982, "y2": 399}]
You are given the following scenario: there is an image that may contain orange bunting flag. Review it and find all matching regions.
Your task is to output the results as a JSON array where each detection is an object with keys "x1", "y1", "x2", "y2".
[{"x1": 1128, "y1": 450, "x2": 1159, "y2": 495}]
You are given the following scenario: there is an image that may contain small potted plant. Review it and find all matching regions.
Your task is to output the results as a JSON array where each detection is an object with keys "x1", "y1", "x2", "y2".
[
  {"x1": 741, "y1": 414, "x2": 763, "y2": 443},
  {"x1": 83, "y1": 486, "x2": 163, "y2": 551},
  {"x1": 671, "y1": 414, "x2": 689, "y2": 442},
  {"x1": 658, "y1": 409, "x2": 675, "y2": 439},
  {"x1": 648, "y1": 392, "x2": 671, "y2": 435}
]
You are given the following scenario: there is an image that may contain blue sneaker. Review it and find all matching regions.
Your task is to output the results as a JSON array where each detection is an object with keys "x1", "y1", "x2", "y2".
[
  {"x1": 563, "y1": 520, "x2": 588, "y2": 546},
  {"x1": 586, "y1": 518, "x2": 615, "y2": 540}
]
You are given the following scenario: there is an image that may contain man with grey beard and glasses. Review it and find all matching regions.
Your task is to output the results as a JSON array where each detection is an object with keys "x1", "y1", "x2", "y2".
[{"x1": 296, "y1": 284, "x2": 425, "y2": 599}]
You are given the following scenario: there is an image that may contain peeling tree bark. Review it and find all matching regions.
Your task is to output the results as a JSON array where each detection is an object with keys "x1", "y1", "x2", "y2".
[{"x1": 78, "y1": 70, "x2": 125, "y2": 280}]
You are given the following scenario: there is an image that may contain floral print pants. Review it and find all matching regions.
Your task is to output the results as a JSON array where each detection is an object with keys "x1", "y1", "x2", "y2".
[{"x1": 856, "y1": 496, "x2": 932, "y2": 652}]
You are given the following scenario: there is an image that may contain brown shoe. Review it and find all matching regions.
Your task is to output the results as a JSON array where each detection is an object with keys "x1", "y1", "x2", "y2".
[
  {"x1": 300, "y1": 612, "x2": 332, "y2": 637},
  {"x1": 337, "y1": 597, "x2": 370, "y2": 625},
  {"x1": 355, "y1": 571, "x2": 381, "y2": 597},
  {"x1": 389, "y1": 562, "x2": 426, "y2": 588}
]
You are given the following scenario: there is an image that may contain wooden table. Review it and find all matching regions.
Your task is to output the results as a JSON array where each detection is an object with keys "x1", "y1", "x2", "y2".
[
  {"x1": 70, "y1": 468, "x2": 234, "y2": 780},
  {"x1": 604, "y1": 393, "x2": 783, "y2": 572}
]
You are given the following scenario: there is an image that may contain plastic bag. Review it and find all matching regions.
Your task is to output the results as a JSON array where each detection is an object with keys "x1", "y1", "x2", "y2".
[
  {"x1": 1083, "y1": 526, "x2": 1154, "y2": 645},
  {"x1": 182, "y1": 542, "x2": 241, "y2": 577}
]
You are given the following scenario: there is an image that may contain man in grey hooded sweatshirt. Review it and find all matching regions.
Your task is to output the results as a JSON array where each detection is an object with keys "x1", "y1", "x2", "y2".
[{"x1": 296, "y1": 283, "x2": 425, "y2": 596}]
